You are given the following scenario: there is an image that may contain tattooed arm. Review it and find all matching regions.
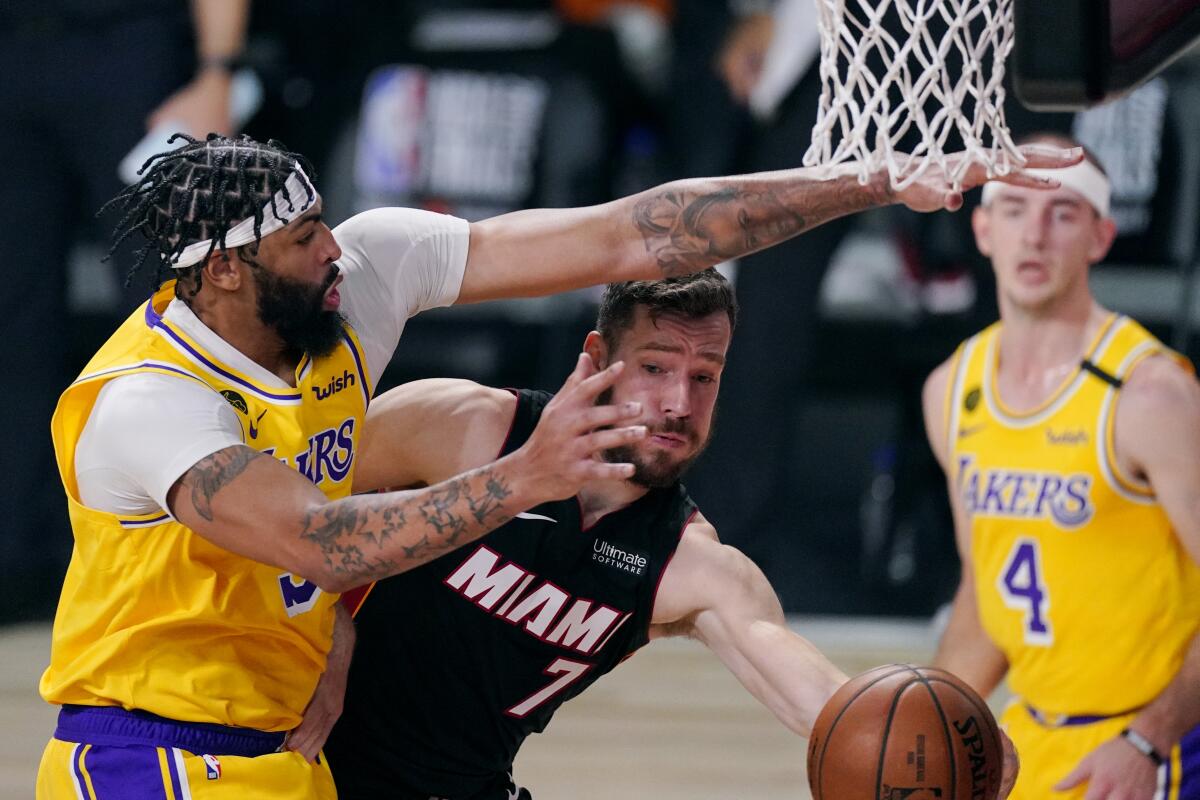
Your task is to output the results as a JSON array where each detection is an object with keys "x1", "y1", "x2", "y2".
[
  {"x1": 455, "y1": 145, "x2": 1083, "y2": 303},
  {"x1": 168, "y1": 355, "x2": 646, "y2": 593}
]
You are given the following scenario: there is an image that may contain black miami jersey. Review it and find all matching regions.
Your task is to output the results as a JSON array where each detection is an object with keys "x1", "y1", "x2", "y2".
[{"x1": 325, "y1": 389, "x2": 698, "y2": 800}]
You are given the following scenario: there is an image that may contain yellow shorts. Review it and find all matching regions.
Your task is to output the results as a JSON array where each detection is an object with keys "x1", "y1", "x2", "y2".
[
  {"x1": 36, "y1": 737, "x2": 337, "y2": 800},
  {"x1": 1003, "y1": 702, "x2": 1196, "y2": 800}
]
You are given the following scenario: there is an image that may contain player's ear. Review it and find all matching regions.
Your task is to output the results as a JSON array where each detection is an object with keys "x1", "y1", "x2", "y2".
[
  {"x1": 583, "y1": 331, "x2": 609, "y2": 369},
  {"x1": 1088, "y1": 215, "x2": 1118, "y2": 264},
  {"x1": 203, "y1": 249, "x2": 243, "y2": 292},
  {"x1": 971, "y1": 205, "x2": 993, "y2": 257}
]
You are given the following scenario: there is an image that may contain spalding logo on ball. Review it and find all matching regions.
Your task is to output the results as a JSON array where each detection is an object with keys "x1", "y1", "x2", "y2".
[{"x1": 807, "y1": 664, "x2": 1003, "y2": 800}]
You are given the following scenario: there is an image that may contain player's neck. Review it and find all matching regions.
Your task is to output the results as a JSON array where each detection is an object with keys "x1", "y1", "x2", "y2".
[
  {"x1": 188, "y1": 297, "x2": 302, "y2": 385},
  {"x1": 577, "y1": 479, "x2": 650, "y2": 529},
  {"x1": 995, "y1": 296, "x2": 1109, "y2": 408}
]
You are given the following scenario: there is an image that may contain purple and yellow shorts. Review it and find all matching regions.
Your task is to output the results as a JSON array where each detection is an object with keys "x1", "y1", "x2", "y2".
[
  {"x1": 1005, "y1": 701, "x2": 1200, "y2": 800},
  {"x1": 36, "y1": 706, "x2": 336, "y2": 800}
]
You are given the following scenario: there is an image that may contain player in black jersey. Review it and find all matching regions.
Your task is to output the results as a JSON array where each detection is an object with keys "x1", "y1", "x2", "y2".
[{"x1": 312, "y1": 271, "x2": 1018, "y2": 799}]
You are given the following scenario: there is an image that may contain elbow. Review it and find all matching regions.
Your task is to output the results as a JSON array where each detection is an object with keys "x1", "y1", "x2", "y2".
[{"x1": 276, "y1": 503, "x2": 357, "y2": 594}]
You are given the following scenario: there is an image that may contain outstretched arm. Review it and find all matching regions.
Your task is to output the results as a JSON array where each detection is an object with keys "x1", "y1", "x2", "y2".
[
  {"x1": 457, "y1": 145, "x2": 1083, "y2": 303},
  {"x1": 168, "y1": 355, "x2": 645, "y2": 593},
  {"x1": 650, "y1": 518, "x2": 847, "y2": 736}
]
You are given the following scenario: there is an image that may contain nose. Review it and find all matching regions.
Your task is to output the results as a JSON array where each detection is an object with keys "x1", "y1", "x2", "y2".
[
  {"x1": 1020, "y1": 207, "x2": 1049, "y2": 249},
  {"x1": 321, "y1": 225, "x2": 342, "y2": 263},
  {"x1": 661, "y1": 375, "x2": 692, "y2": 418}
]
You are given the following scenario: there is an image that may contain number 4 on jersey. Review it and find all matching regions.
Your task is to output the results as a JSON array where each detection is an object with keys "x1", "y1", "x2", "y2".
[{"x1": 997, "y1": 539, "x2": 1053, "y2": 645}]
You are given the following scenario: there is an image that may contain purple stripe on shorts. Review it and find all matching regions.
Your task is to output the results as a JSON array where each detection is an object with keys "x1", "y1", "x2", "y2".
[
  {"x1": 165, "y1": 749, "x2": 185, "y2": 800},
  {"x1": 1179, "y1": 722, "x2": 1200, "y2": 800},
  {"x1": 79, "y1": 744, "x2": 170, "y2": 800},
  {"x1": 1023, "y1": 703, "x2": 1124, "y2": 727}
]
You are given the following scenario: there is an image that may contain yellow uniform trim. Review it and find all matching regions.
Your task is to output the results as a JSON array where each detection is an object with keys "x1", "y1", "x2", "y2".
[
  {"x1": 983, "y1": 313, "x2": 1120, "y2": 427},
  {"x1": 157, "y1": 747, "x2": 177, "y2": 800},
  {"x1": 77, "y1": 744, "x2": 97, "y2": 800}
]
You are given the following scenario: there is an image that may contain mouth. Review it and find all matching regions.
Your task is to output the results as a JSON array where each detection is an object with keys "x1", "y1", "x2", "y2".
[
  {"x1": 1016, "y1": 260, "x2": 1049, "y2": 282},
  {"x1": 649, "y1": 433, "x2": 688, "y2": 449},
  {"x1": 322, "y1": 273, "x2": 343, "y2": 311}
]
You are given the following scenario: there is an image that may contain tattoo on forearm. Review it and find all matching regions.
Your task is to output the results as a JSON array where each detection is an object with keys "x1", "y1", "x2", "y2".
[
  {"x1": 631, "y1": 174, "x2": 888, "y2": 278},
  {"x1": 186, "y1": 446, "x2": 259, "y2": 521},
  {"x1": 299, "y1": 466, "x2": 516, "y2": 585}
]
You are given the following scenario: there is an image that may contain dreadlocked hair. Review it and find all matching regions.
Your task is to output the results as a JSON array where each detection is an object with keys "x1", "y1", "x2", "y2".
[{"x1": 99, "y1": 132, "x2": 316, "y2": 300}]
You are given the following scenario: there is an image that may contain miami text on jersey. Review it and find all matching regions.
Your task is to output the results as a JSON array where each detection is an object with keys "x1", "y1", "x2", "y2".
[{"x1": 445, "y1": 545, "x2": 630, "y2": 655}]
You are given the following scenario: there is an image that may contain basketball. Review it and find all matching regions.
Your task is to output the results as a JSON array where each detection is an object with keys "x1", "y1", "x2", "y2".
[{"x1": 807, "y1": 665, "x2": 1003, "y2": 800}]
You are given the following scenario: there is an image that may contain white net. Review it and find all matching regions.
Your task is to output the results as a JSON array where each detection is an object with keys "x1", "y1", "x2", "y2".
[{"x1": 802, "y1": 0, "x2": 1023, "y2": 191}]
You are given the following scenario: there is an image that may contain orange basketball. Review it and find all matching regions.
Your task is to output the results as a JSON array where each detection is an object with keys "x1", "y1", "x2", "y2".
[{"x1": 807, "y1": 664, "x2": 1003, "y2": 800}]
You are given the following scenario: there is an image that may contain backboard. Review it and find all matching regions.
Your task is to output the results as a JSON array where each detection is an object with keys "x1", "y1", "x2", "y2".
[{"x1": 1013, "y1": 0, "x2": 1200, "y2": 109}]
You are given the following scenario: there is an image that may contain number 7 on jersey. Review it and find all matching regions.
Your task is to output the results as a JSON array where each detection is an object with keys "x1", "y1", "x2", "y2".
[{"x1": 505, "y1": 658, "x2": 593, "y2": 718}]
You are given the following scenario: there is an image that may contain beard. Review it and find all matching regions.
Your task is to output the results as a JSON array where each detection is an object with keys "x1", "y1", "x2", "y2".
[
  {"x1": 250, "y1": 263, "x2": 345, "y2": 359},
  {"x1": 597, "y1": 388, "x2": 712, "y2": 489}
]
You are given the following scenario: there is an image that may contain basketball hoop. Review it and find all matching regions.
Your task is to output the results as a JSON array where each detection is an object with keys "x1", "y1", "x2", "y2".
[{"x1": 803, "y1": 0, "x2": 1024, "y2": 191}]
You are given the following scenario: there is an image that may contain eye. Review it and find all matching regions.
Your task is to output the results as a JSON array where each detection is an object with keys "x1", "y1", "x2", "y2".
[
  {"x1": 643, "y1": 363, "x2": 663, "y2": 375},
  {"x1": 298, "y1": 232, "x2": 315, "y2": 245},
  {"x1": 694, "y1": 374, "x2": 715, "y2": 385}
]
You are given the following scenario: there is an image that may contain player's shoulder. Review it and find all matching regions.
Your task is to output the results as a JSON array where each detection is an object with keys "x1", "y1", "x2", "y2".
[
  {"x1": 923, "y1": 355, "x2": 956, "y2": 404},
  {"x1": 1120, "y1": 353, "x2": 1200, "y2": 416},
  {"x1": 332, "y1": 206, "x2": 467, "y2": 246},
  {"x1": 677, "y1": 515, "x2": 755, "y2": 579},
  {"x1": 372, "y1": 378, "x2": 516, "y2": 424}
]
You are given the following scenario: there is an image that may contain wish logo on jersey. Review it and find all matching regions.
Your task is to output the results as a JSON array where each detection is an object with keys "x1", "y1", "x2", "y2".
[{"x1": 956, "y1": 454, "x2": 1093, "y2": 528}]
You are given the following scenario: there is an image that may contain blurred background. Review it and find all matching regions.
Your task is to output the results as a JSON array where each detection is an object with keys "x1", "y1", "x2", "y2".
[{"x1": 5, "y1": 0, "x2": 1200, "y2": 650}]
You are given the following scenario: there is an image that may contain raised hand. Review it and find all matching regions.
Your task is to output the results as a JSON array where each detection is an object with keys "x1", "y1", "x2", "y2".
[
  {"x1": 895, "y1": 143, "x2": 1086, "y2": 213},
  {"x1": 512, "y1": 353, "x2": 645, "y2": 499}
]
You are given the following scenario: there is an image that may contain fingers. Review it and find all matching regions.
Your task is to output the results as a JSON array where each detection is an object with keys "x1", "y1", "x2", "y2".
[
  {"x1": 572, "y1": 359, "x2": 625, "y2": 401},
  {"x1": 580, "y1": 425, "x2": 647, "y2": 454},
  {"x1": 568, "y1": 401, "x2": 642, "y2": 432},
  {"x1": 1053, "y1": 760, "x2": 1089, "y2": 792},
  {"x1": 1016, "y1": 143, "x2": 1085, "y2": 169},
  {"x1": 560, "y1": 352, "x2": 598, "y2": 391},
  {"x1": 285, "y1": 726, "x2": 321, "y2": 763},
  {"x1": 995, "y1": 171, "x2": 1060, "y2": 190}
]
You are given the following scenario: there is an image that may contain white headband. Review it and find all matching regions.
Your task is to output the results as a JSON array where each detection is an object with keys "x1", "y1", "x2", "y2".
[
  {"x1": 980, "y1": 159, "x2": 1111, "y2": 217},
  {"x1": 169, "y1": 166, "x2": 320, "y2": 269}
]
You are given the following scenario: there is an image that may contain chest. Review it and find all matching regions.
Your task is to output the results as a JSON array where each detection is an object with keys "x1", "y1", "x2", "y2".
[{"x1": 436, "y1": 500, "x2": 668, "y2": 657}]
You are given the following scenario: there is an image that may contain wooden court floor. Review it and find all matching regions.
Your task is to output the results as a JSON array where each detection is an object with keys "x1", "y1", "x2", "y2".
[{"x1": 1, "y1": 618, "x2": 972, "y2": 799}]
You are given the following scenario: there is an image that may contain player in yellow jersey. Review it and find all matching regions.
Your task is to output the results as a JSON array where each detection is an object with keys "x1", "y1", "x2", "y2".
[
  {"x1": 37, "y1": 130, "x2": 1076, "y2": 799},
  {"x1": 925, "y1": 134, "x2": 1200, "y2": 800}
]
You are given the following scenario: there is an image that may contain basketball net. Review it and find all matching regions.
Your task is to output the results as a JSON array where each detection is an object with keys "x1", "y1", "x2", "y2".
[{"x1": 802, "y1": 0, "x2": 1023, "y2": 191}]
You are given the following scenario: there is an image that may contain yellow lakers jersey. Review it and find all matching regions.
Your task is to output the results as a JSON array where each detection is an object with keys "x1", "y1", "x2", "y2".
[
  {"x1": 42, "y1": 282, "x2": 370, "y2": 731},
  {"x1": 945, "y1": 314, "x2": 1200, "y2": 715}
]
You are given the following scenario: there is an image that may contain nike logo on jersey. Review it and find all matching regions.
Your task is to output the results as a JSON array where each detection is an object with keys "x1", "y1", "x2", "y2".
[
  {"x1": 958, "y1": 423, "x2": 986, "y2": 439},
  {"x1": 248, "y1": 409, "x2": 267, "y2": 439},
  {"x1": 515, "y1": 511, "x2": 557, "y2": 523},
  {"x1": 445, "y1": 545, "x2": 629, "y2": 655}
]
